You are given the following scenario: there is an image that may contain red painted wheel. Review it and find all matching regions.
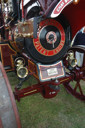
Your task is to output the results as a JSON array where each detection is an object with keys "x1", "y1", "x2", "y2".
[
  {"x1": 0, "y1": 62, "x2": 21, "y2": 128},
  {"x1": 64, "y1": 79, "x2": 85, "y2": 101},
  {"x1": 63, "y1": 46, "x2": 85, "y2": 101},
  {"x1": 25, "y1": 15, "x2": 71, "y2": 63}
]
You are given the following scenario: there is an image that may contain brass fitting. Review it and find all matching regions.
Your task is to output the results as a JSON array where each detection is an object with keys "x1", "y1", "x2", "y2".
[
  {"x1": 15, "y1": 57, "x2": 28, "y2": 78},
  {"x1": 67, "y1": 51, "x2": 77, "y2": 68}
]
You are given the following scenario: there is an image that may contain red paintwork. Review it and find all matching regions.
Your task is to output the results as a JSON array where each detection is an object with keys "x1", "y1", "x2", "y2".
[
  {"x1": 63, "y1": 0, "x2": 85, "y2": 37},
  {"x1": 14, "y1": 80, "x2": 59, "y2": 101},
  {"x1": 14, "y1": 46, "x2": 85, "y2": 101},
  {"x1": 14, "y1": 70, "x2": 74, "y2": 101},
  {"x1": 63, "y1": 46, "x2": 85, "y2": 101},
  {"x1": 39, "y1": 0, "x2": 85, "y2": 37},
  {"x1": 0, "y1": 0, "x2": 85, "y2": 102},
  {"x1": 0, "y1": 0, "x2": 84, "y2": 71},
  {"x1": 0, "y1": 42, "x2": 33, "y2": 71},
  {"x1": 33, "y1": 18, "x2": 65, "y2": 56},
  {"x1": 21, "y1": 0, "x2": 25, "y2": 20},
  {"x1": 51, "y1": 0, "x2": 73, "y2": 17},
  {"x1": 0, "y1": 44, "x2": 16, "y2": 70},
  {"x1": 38, "y1": 0, "x2": 85, "y2": 37},
  {"x1": 25, "y1": 0, "x2": 85, "y2": 38}
]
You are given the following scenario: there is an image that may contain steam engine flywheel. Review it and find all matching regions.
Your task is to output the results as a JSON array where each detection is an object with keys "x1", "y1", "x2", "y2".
[{"x1": 25, "y1": 16, "x2": 71, "y2": 63}]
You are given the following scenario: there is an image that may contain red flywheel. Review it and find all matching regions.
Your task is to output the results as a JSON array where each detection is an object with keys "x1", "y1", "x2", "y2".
[{"x1": 25, "y1": 15, "x2": 71, "y2": 63}]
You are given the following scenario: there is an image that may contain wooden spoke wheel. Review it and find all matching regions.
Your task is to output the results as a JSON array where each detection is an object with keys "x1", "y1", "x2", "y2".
[
  {"x1": 0, "y1": 62, "x2": 21, "y2": 128},
  {"x1": 64, "y1": 79, "x2": 85, "y2": 101},
  {"x1": 64, "y1": 46, "x2": 85, "y2": 101},
  {"x1": 25, "y1": 15, "x2": 71, "y2": 64}
]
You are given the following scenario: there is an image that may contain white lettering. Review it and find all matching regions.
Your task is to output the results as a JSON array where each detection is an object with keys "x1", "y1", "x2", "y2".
[
  {"x1": 49, "y1": 91, "x2": 56, "y2": 95},
  {"x1": 57, "y1": 2, "x2": 64, "y2": 12},
  {"x1": 47, "y1": 68, "x2": 58, "y2": 76},
  {"x1": 64, "y1": 0, "x2": 70, "y2": 3},
  {"x1": 64, "y1": 0, "x2": 68, "y2": 3}
]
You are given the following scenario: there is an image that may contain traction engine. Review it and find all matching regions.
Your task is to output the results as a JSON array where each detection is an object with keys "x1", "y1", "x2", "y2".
[
  {"x1": 0, "y1": 0, "x2": 85, "y2": 101},
  {"x1": 0, "y1": 0, "x2": 85, "y2": 127}
]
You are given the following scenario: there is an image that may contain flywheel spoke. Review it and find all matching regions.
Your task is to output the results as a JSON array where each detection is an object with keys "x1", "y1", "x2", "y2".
[
  {"x1": 74, "y1": 83, "x2": 78, "y2": 92},
  {"x1": 78, "y1": 82, "x2": 83, "y2": 95},
  {"x1": 64, "y1": 80, "x2": 85, "y2": 101},
  {"x1": 74, "y1": 82, "x2": 83, "y2": 95}
]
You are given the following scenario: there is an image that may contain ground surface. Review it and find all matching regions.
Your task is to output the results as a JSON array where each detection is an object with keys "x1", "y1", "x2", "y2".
[{"x1": 7, "y1": 72, "x2": 85, "y2": 128}]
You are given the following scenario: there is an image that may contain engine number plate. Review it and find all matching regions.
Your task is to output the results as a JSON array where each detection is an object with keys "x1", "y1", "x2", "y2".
[
  {"x1": 47, "y1": 68, "x2": 58, "y2": 76},
  {"x1": 37, "y1": 61, "x2": 65, "y2": 82}
]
